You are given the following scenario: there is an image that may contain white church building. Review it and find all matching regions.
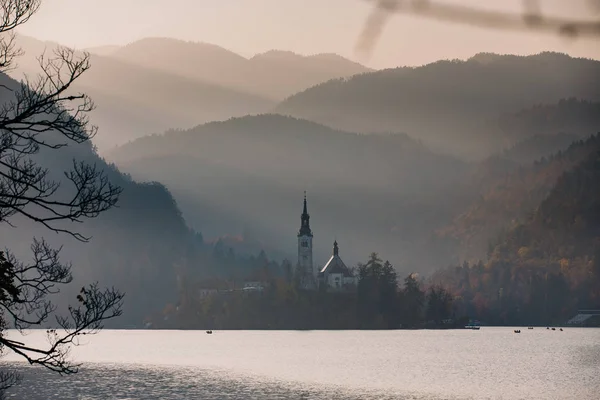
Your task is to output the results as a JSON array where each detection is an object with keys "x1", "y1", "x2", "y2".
[{"x1": 296, "y1": 194, "x2": 357, "y2": 291}]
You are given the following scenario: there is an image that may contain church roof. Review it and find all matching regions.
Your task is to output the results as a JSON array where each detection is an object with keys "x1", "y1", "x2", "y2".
[{"x1": 320, "y1": 241, "x2": 353, "y2": 277}]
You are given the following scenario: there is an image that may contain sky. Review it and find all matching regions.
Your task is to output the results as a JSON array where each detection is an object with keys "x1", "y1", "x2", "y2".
[{"x1": 17, "y1": 0, "x2": 600, "y2": 69}]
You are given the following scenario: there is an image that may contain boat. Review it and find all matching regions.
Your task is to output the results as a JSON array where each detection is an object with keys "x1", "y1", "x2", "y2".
[
  {"x1": 514, "y1": 329, "x2": 521, "y2": 333},
  {"x1": 465, "y1": 320, "x2": 481, "y2": 330},
  {"x1": 206, "y1": 330, "x2": 213, "y2": 334}
]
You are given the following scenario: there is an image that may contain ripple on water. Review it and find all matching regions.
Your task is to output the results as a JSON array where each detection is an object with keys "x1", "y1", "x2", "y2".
[
  {"x1": 3, "y1": 328, "x2": 600, "y2": 400},
  {"x1": 4, "y1": 363, "x2": 444, "y2": 400}
]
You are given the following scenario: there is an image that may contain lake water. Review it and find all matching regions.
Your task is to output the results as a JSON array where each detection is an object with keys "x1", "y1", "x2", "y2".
[{"x1": 3, "y1": 328, "x2": 600, "y2": 399}]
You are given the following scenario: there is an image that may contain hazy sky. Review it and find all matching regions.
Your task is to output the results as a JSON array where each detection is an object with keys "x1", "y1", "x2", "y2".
[{"x1": 18, "y1": 0, "x2": 600, "y2": 68}]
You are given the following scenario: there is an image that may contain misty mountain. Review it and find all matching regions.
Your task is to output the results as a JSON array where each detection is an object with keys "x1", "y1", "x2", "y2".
[
  {"x1": 496, "y1": 98, "x2": 600, "y2": 144},
  {"x1": 0, "y1": 68, "x2": 270, "y2": 326},
  {"x1": 109, "y1": 37, "x2": 371, "y2": 100},
  {"x1": 430, "y1": 136, "x2": 600, "y2": 325},
  {"x1": 11, "y1": 35, "x2": 275, "y2": 150},
  {"x1": 84, "y1": 45, "x2": 120, "y2": 56},
  {"x1": 438, "y1": 135, "x2": 600, "y2": 263},
  {"x1": 107, "y1": 114, "x2": 469, "y2": 273},
  {"x1": 500, "y1": 132, "x2": 581, "y2": 165},
  {"x1": 275, "y1": 52, "x2": 600, "y2": 159}
]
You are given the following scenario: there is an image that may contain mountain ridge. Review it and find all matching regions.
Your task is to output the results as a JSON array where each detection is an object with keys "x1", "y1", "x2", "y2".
[
  {"x1": 275, "y1": 52, "x2": 600, "y2": 159},
  {"x1": 108, "y1": 37, "x2": 372, "y2": 101}
]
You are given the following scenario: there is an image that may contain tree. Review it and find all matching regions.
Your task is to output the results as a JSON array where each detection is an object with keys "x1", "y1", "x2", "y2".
[
  {"x1": 401, "y1": 273, "x2": 425, "y2": 328},
  {"x1": 357, "y1": 253, "x2": 399, "y2": 328},
  {"x1": 425, "y1": 285, "x2": 454, "y2": 325},
  {"x1": 0, "y1": 0, "x2": 123, "y2": 395}
]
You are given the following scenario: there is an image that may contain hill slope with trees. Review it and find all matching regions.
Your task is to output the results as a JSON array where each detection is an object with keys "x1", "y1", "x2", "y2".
[
  {"x1": 0, "y1": 68, "x2": 260, "y2": 327},
  {"x1": 275, "y1": 53, "x2": 600, "y2": 159},
  {"x1": 108, "y1": 114, "x2": 470, "y2": 272},
  {"x1": 431, "y1": 134, "x2": 600, "y2": 324}
]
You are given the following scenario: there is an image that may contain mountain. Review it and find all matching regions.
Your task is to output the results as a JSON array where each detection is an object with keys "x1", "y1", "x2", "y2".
[
  {"x1": 84, "y1": 45, "x2": 120, "y2": 56},
  {"x1": 435, "y1": 99, "x2": 600, "y2": 263},
  {"x1": 431, "y1": 135, "x2": 600, "y2": 324},
  {"x1": 275, "y1": 53, "x2": 600, "y2": 160},
  {"x1": 499, "y1": 132, "x2": 581, "y2": 165},
  {"x1": 109, "y1": 38, "x2": 371, "y2": 100},
  {"x1": 496, "y1": 98, "x2": 600, "y2": 140},
  {"x1": 0, "y1": 69, "x2": 269, "y2": 327},
  {"x1": 438, "y1": 135, "x2": 600, "y2": 263},
  {"x1": 10, "y1": 35, "x2": 275, "y2": 150},
  {"x1": 107, "y1": 114, "x2": 469, "y2": 272}
]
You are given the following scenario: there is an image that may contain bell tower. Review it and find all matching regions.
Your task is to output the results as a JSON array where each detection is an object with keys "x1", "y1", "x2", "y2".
[{"x1": 297, "y1": 192, "x2": 315, "y2": 288}]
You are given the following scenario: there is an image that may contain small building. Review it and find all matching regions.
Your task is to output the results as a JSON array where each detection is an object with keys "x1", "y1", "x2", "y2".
[
  {"x1": 318, "y1": 241, "x2": 357, "y2": 291},
  {"x1": 242, "y1": 281, "x2": 267, "y2": 291},
  {"x1": 197, "y1": 288, "x2": 219, "y2": 299}
]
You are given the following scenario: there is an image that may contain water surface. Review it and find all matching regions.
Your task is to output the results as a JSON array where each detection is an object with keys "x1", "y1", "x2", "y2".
[{"x1": 4, "y1": 328, "x2": 599, "y2": 399}]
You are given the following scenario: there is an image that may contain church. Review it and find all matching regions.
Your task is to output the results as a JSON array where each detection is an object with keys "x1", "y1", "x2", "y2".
[{"x1": 296, "y1": 194, "x2": 358, "y2": 291}]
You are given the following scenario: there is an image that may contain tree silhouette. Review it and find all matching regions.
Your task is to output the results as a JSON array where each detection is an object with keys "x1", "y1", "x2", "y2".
[{"x1": 0, "y1": 0, "x2": 123, "y2": 395}]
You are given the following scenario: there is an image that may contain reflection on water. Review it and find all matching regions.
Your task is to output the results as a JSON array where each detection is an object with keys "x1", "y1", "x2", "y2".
[
  {"x1": 3, "y1": 328, "x2": 600, "y2": 399},
  {"x1": 5, "y1": 364, "x2": 416, "y2": 400}
]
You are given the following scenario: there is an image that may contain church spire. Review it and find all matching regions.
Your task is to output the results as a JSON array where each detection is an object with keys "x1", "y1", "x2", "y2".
[
  {"x1": 303, "y1": 191, "x2": 308, "y2": 215},
  {"x1": 298, "y1": 191, "x2": 313, "y2": 237},
  {"x1": 333, "y1": 240, "x2": 339, "y2": 256}
]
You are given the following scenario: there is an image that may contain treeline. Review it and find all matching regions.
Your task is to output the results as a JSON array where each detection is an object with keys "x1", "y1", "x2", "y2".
[{"x1": 152, "y1": 253, "x2": 459, "y2": 330}]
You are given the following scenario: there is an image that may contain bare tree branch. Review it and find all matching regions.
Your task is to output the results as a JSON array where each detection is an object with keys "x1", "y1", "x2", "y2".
[
  {"x1": 356, "y1": 0, "x2": 600, "y2": 59},
  {"x1": 0, "y1": 0, "x2": 124, "y2": 395}
]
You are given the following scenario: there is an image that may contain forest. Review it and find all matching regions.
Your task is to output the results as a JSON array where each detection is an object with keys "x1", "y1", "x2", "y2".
[{"x1": 151, "y1": 253, "x2": 458, "y2": 330}]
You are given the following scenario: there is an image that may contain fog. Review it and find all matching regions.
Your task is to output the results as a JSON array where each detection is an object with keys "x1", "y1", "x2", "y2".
[{"x1": 2, "y1": 0, "x2": 600, "y2": 329}]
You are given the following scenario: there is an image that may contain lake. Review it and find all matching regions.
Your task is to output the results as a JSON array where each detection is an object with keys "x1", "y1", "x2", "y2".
[{"x1": 3, "y1": 328, "x2": 600, "y2": 399}]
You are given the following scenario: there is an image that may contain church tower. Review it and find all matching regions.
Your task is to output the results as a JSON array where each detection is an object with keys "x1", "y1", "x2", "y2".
[{"x1": 297, "y1": 192, "x2": 315, "y2": 288}]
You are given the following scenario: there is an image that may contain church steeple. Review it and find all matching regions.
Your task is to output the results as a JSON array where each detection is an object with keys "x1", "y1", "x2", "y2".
[
  {"x1": 297, "y1": 191, "x2": 315, "y2": 289},
  {"x1": 298, "y1": 191, "x2": 312, "y2": 237},
  {"x1": 333, "y1": 240, "x2": 339, "y2": 256}
]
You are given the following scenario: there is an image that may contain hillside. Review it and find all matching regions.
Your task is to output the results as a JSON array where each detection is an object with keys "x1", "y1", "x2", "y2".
[
  {"x1": 84, "y1": 45, "x2": 120, "y2": 56},
  {"x1": 275, "y1": 53, "x2": 600, "y2": 159},
  {"x1": 0, "y1": 70, "x2": 268, "y2": 327},
  {"x1": 10, "y1": 35, "x2": 275, "y2": 150},
  {"x1": 496, "y1": 98, "x2": 600, "y2": 143},
  {"x1": 438, "y1": 135, "x2": 600, "y2": 263},
  {"x1": 109, "y1": 38, "x2": 371, "y2": 100},
  {"x1": 107, "y1": 114, "x2": 469, "y2": 272},
  {"x1": 431, "y1": 135, "x2": 600, "y2": 324}
]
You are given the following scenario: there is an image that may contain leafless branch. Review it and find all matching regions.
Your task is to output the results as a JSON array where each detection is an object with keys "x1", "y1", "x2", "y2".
[
  {"x1": 356, "y1": 0, "x2": 600, "y2": 59},
  {"x1": 0, "y1": 0, "x2": 124, "y2": 394},
  {"x1": 0, "y1": 249, "x2": 124, "y2": 374}
]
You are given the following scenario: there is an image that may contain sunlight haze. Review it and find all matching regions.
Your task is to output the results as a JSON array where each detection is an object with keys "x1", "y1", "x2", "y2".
[{"x1": 18, "y1": 0, "x2": 600, "y2": 68}]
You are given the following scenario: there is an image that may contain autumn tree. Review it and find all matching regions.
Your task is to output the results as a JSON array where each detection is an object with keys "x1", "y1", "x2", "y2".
[{"x1": 0, "y1": 0, "x2": 123, "y2": 395}]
